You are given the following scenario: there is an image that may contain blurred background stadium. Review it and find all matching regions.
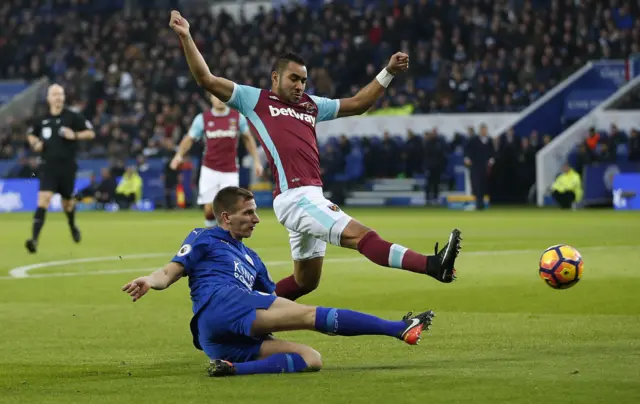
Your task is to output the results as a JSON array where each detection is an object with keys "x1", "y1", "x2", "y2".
[{"x1": 1, "y1": 0, "x2": 639, "y2": 212}]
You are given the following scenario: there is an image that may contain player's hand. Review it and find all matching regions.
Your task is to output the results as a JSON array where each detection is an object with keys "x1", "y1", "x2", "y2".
[
  {"x1": 170, "y1": 154, "x2": 183, "y2": 170},
  {"x1": 386, "y1": 52, "x2": 409, "y2": 75},
  {"x1": 122, "y1": 276, "x2": 152, "y2": 302},
  {"x1": 169, "y1": 10, "x2": 190, "y2": 38},
  {"x1": 254, "y1": 162, "x2": 264, "y2": 178},
  {"x1": 60, "y1": 127, "x2": 76, "y2": 140}
]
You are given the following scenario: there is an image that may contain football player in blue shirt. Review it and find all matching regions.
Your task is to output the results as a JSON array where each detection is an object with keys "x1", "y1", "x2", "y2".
[{"x1": 122, "y1": 186, "x2": 436, "y2": 377}]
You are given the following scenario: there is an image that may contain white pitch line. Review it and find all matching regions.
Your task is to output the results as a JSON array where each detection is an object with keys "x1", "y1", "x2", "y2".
[
  {"x1": 0, "y1": 257, "x2": 365, "y2": 280},
  {"x1": 7, "y1": 253, "x2": 169, "y2": 279},
  {"x1": 1, "y1": 245, "x2": 637, "y2": 280}
]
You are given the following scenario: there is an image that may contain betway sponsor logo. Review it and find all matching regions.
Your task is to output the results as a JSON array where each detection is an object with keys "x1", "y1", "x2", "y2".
[
  {"x1": 269, "y1": 105, "x2": 316, "y2": 127},
  {"x1": 206, "y1": 129, "x2": 237, "y2": 139}
]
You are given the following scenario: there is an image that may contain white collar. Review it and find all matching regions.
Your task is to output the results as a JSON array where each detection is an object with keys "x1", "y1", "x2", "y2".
[{"x1": 211, "y1": 107, "x2": 230, "y2": 117}]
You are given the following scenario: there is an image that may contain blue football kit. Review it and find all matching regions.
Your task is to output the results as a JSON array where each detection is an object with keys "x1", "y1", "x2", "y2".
[{"x1": 171, "y1": 226, "x2": 277, "y2": 362}]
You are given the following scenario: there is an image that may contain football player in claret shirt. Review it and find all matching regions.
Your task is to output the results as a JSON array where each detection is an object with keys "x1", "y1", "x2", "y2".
[
  {"x1": 170, "y1": 92, "x2": 263, "y2": 227},
  {"x1": 169, "y1": 10, "x2": 462, "y2": 303}
]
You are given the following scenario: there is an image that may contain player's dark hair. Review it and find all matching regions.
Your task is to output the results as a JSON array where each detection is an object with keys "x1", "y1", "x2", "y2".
[
  {"x1": 213, "y1": 186, "x2": 255, "y2": 220},
  {"x1": 272, "y1": 52, "x2": 306, "y2": 74}
]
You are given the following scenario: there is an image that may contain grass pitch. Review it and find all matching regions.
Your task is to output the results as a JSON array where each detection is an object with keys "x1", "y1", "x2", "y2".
[{"x1": 0, "y1": 208, "x2": 639, "y2": 404}]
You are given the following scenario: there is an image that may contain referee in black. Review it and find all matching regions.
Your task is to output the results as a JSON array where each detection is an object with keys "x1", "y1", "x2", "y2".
[{"x1": 25, "y1": 84, "x2": 95, "y2": 254}]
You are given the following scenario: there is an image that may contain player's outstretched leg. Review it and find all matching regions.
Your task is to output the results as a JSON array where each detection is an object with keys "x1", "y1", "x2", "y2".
[
  {"x1": 351, "y1": 221, "x2": 463, "y2": 283},
  {"x1": 25, "y1": 191, "x2": 53, "y2": 253},
  {"x1": 251, "y1": 297, "x2": 435, "y2": 345},
  {"x1": 62, "y1": 199, "x2": 81, "y2": 243},
  {"x1": 208, "y1": 339, "x2": 322, "y2": 377},
  {"x1": 275, "y1": 225, "x2": 462, "y2": 300},
  {"x1": 208, "y1": 299, "x2": 434, "y2": 377}
]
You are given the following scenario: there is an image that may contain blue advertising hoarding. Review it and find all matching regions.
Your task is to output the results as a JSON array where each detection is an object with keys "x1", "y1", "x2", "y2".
[
  {"x1": 583, "y1": 162, "x2": 640, "y2": 205},
  {"x1": 0, "y1": 178, "x2": 90, "y2": 213},
  {"x1": 563, "y1": 90, "x2": 613, "y2": 120},
  {"x1": 612, "y1": 173, "x2": 640, "y2": 210},
  {"x1": 0, "y1": 178, "x2": 155, "y2": 213}
]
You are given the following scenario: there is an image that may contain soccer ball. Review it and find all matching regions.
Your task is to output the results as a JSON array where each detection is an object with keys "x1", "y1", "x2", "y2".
[{"x1": 538, "y1": 244, "x2": 583, "y2": 289}]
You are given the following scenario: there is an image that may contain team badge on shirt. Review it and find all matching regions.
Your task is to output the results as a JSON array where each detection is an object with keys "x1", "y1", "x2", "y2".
[
  {"x1": 177, "y1": 244, "x2": 192, "y2": 257},
  {"x1": 299, "y1": 101, "x2": 317, "y2": 114},
  {"x1": 327, "y1": 204, "x2": 341, "y2": 212}
]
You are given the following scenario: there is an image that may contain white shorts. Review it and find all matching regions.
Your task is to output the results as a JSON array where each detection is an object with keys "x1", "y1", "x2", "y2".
[
  {"x1": 197, "y1": 166, "x2": 239, "y2": 205},
  {"x1": 273, "y1": 186, "x2": 352, "y2": 261}
]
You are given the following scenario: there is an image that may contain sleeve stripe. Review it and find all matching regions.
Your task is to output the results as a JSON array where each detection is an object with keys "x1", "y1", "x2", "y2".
[
  {"x1": 228, "y1": 83, "x2": 239, "y2": 105},
  {"x1": 333, "y1": 99, "x2": 340, "y2": 119}
]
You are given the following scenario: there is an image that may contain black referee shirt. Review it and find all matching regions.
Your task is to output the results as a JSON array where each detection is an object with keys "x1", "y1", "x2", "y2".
[{"x1": 28, "y1": 108, "x2": 92, "y2": 165}]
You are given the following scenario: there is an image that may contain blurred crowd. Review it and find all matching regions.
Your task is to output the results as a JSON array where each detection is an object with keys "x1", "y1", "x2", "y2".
[
  {"x1": 571, "y1": 124, "x2": 640, "y2": 174},
  {"x1": 321, "y1": 126, "x2": 544, "y2": 204},
  {"x1": 1, "y1": 0, "x2": 639, "y2": 189}
]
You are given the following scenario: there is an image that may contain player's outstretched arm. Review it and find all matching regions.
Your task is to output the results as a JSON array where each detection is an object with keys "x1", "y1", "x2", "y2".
[
  {"x1": 337, "y1": 52, "x2": 409, "y2": 118},
  {"x1": 169, "y1": 10, "x2": 235, "y2": 102},
  {"x1": 121, "y1": 262, "x2": 185, "y2": 302}
]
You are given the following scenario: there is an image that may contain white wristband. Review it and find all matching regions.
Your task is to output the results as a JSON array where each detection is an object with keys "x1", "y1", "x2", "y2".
[{"x1": 376, "y1": 68, "x2": 394, "y2": 88}]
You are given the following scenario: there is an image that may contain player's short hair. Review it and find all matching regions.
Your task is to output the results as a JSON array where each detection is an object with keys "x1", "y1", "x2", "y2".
[
  {"x1": 272, "y1": 52, "x2": 306, "y2": 74},
  {"x1": 213, "y1": 186, "x2": 255, "y2": 220}
]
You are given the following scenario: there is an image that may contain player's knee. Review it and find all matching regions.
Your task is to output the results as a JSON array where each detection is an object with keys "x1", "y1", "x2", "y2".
[
  {"x1": 38, "y1": 193, "x2": 52, "y2": 207},
  {"x1": 293, "y1": 259, "x2": 323, "y2": 291},
  {"x1": 300, "y1": 347, "x2": 322, "y2": 371},
  {"x1": 297, "y1": 276, "x2": 320, "y2": 292},
  {"x1": 340, "y1": 220, "x2": 372, "y2": 248},
  {"x1": 299, "y1": 305, "x2": 317, "y2": 329}
]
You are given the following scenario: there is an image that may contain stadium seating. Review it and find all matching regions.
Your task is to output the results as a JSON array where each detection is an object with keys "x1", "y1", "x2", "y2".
[
  {"x1": 3, "y1": 0, "x2": 639, "y2": 160},
  {"x1": 1, "y1": 0, "x2": 639, "y2": 208}
]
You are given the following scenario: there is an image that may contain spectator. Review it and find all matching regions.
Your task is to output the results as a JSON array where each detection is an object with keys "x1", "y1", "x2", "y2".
[
  {"x1": 75, "y1": 168, "x2": 117, "y2": 208},
  {"x1": 551, "y1": 163, "x2": 583, "y2": 209},
  {"x1": 423, "y1": 129, "x2": 446, "y2": 204},
  {"x1": 4, "y1": 0, "x2": 637, "y2": 161},
  {"x1": 585, "y1": 127, "x2": 601, "y2": 151},
  {"x1": 403, "y1": 130, "x2": 423, "y2": 178},
  {"x1": 115, "y1": 166, "x2": 143, "y2": 209}
]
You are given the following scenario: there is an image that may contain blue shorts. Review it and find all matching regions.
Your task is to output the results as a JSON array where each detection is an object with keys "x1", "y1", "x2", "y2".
[{"x1": 195, "y1": 285, "x2": 277, "y2": 363}]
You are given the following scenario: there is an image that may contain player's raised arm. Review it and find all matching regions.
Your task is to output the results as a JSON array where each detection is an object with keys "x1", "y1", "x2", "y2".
[
  {"x1": 121, "y1": 262, "x2": 185, "y2": 302},
  {"x1": 337, "y1": 52, "x2": 409, "y2": 118},
  {"x1": 169, "y1": 10, "x2": 235, "y2": 102}
]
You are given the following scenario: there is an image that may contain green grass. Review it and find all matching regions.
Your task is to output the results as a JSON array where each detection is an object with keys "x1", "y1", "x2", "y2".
[{"x1": 0, "y1": 208, "x2": 639, "y2": 404}]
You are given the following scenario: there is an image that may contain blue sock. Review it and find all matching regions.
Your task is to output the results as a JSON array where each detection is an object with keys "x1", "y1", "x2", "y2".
[
  {"x1": 314, "y1": 307, "x2": 406, "y2": 338},
  {"x1": 234, "y1": 353, "x2": 308, "y2": 375}
]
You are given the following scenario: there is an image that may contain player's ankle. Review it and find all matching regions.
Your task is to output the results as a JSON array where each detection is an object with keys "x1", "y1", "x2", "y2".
[{"x1": 425, "y1": 255, "x2": 440, "y2": 277}]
